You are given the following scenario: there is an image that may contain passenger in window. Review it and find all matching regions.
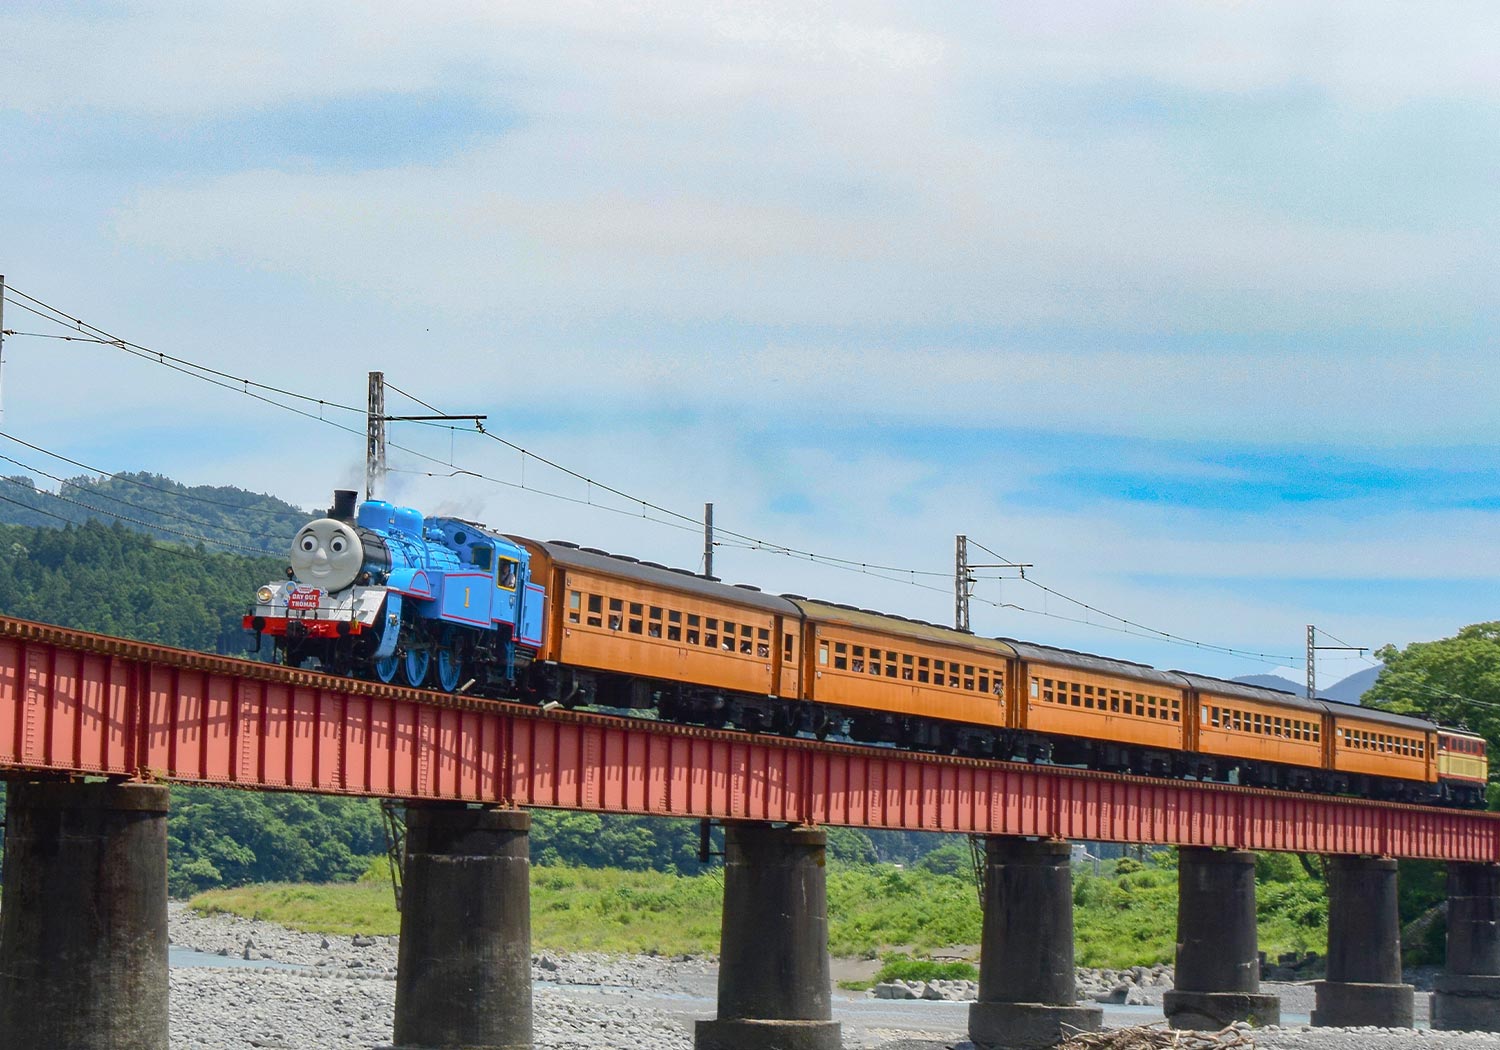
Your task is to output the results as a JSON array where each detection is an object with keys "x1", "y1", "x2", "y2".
[
  {"x1": 609, "y1": 615, "x2": 622, "y2": 631},
  {"x1": 498, "y1": 561, "x2": 518, "y2": 588}
]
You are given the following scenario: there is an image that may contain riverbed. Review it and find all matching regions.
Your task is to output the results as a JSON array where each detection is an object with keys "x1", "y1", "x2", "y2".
[{"x1": 166, "y1": 904, "x2": 1500, "y2": 1050}]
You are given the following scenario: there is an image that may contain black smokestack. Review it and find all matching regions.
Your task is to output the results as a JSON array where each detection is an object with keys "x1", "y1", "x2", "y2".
[{"x1": 329, "y1": 490, "x2": 358, "y2": 522}]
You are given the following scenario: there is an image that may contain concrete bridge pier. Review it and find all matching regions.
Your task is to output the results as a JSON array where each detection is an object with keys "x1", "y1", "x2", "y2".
[
  {"x1": 969, "y1": 837, "x2": 1102, "y2": 1050},
  {"x1": 695, "y1": 822, "x2": 841, "y2": 1050},
  {"x1": 393, "y1": 804, "x2": 533, "y2": 1050},
  {"x1": 0, "y1": 779, "x2": 170, "y2": 1050},
  {"x1": 1164, "y1": 848, "x2": 1280, "y2": 1029},
  {"x1": 1432, "y1": 862, "x2": 1500, "y2": 1031},
  {"x1": 1313, "y1": 855, "x2": 1414, "y2": 1028}
]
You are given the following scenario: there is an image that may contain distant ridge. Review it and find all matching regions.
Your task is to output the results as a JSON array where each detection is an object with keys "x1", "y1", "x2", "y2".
[
  {"x1": 0, "y1": 472, "x2": 312, "y2": 556},
  {"x1": 1231, "y1": 666, "x2": 1382, "y2": 704},
  {"x1": 1233, "y1": 673, "x2": 1305, "y2": 694}
]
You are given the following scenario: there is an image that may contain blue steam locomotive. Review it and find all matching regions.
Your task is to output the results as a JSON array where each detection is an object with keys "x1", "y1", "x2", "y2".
[{"x1": 245, "y1": 490, "x2": 547, "y2": 689}]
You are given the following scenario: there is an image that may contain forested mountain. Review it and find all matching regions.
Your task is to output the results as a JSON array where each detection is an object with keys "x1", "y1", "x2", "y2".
[
  {"x1": 0, "y1": 519, "x2": 279, "y2": 655},
  {"x1": 0, "y1": 471, "x2": 312, "y2": 556}
]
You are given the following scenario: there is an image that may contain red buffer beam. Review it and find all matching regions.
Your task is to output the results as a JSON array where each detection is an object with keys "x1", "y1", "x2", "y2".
[{"x1": 0, "y1": 616, "x2": 1496, "y2": 860}]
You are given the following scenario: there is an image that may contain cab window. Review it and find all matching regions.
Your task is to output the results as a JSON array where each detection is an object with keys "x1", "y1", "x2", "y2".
[{"x1": 497, "y1": 558, "x2": 519, "y2": 590}]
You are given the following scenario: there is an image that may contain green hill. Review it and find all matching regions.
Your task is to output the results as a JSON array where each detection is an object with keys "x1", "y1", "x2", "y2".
[
  {"x1": 0, "y1": 518, "x2": 281, "y2": 655},
  {"x1": 0, "y1": 471, "x2": 312, "y2": 557}
]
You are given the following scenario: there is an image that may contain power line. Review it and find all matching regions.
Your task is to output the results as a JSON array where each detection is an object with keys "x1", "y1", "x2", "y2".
[
  {"x1": 10, "y1": 284, "x2": 955, "y2": 579},
  {"x1": 3, "y1": 282, "x2": 1306, "y2": 670}
]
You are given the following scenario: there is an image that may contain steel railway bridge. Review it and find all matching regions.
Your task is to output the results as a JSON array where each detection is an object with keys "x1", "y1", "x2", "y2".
[{"x1": 2, "y1": 614, "x2": 1500, "y2": 1048}]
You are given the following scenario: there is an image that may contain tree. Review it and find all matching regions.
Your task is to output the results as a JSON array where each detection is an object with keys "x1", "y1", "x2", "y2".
[{"x1": 1366, "y1": 623, "x2": 1500, "y2": 753}]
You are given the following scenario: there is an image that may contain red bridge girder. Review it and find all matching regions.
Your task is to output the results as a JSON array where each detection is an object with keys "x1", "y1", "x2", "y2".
[{"x1": 0, "y1": 615, "x2": 1495, "y2": 860}]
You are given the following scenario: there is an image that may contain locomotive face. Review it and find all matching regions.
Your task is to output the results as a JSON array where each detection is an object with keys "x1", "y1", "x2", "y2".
[{"x1": 289, "y1": 518, "x2": 363, "y2": 592}]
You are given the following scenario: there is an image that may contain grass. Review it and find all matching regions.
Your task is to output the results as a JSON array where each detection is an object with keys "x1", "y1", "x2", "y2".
[
  {"x1": 1069, "y1": 854, "x2": 1327, "y2": 968},
  {"x1": 190, "y1": 852, "x2": 1331, "y2": 968}
]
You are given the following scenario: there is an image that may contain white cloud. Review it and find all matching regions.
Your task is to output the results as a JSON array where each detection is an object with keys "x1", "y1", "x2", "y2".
[{"x1": 3, "y1": 2, "x2": 1498, "y2": 682}]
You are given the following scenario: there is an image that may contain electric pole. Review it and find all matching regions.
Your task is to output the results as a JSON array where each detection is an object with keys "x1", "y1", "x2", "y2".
[
  {"x1": 366, "y1": 372, "x2": 386, "y2": 500},
  {"x1": 704, "y1": 503, "x2": 715, "y2": 579},
  {"x1": 0, "y1": 274, "x2": 7, "y2": 423},
  {"x1": 1306, "y1": 625, "x2": 1367, "y2": 699},
  {"x1": 954, "y1": 535, "x2": 1031, "y2": 632},
  {"x1": 364, "y1": 371, "x2": 487, "y2": 502},
  {"x1": 955, "y1": 535, "x2": 970, "y2": 633}
]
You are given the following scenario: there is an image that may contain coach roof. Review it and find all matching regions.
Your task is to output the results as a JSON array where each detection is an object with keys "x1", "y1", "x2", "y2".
[{"x1": 518, "y1": 539, "x2": 800, "y2": 617}]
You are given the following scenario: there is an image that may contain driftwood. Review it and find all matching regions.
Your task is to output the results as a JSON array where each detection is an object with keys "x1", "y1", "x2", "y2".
[{"x1": 1058, "y1": 1022, "x2": 1255, "y2": 1050}]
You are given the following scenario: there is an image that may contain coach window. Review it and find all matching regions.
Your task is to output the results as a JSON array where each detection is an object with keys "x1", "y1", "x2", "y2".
[
  {"x1": 964, "y1": 665, "x2": 976, "y2": 691},
  {"x1": 917, "y1": 657, "x2": 930, "y2": 684},
  {"x1": 608, "y1": 597, "x2": 623, "y2": 631},
  {"x1": 784, "y1": 633, "x2": 795, "y2": 662},
  {"x1": 686, "y1": 614, "x2": 701, "y2": 646},
  {"x1": 758, "y1": 628, "x2": 770, "y2": 658},
  {"x1": 833, "y1": 642, "x2": 848, "y2": 671},
  {"x1": 933, "y1": 659, "x2": 945, "y2": 685},
  {"x1": 902, "y1": 654, "x2": 914, "y2": 681},
  {"x1": 868, "y1": 648, "x2": 882, "y2": 674},
  {"x1": 721, "y1": 622, "x2": 736, "y2": 651},
  {"x1": 497, "y1": 558, "x2": 518, "y2": 590},
  {"x1": 587, "y1": 595, "x2": 603, "y2": 628},
  {"x1": 978, "y1": 672, "x2": 990, "y2": 694},
  {"x1": 705, "y1": 618, "x2": 719, "y2": 649},
  {"x1": 741, "y1": 625, "x2": 755, "y2": 654},
  {"x1": 1169, "y1": 699, "x2": 1180, "y2": 722},
  {"x1": 818, "y1": 641, "x2": 829, "y2": 666},
  {"x1": 667, "y1": 610, "x2": 682, "y2": 642},
  {"x1": 569, "y1": 591, "x2": 582, "y2": 624}
]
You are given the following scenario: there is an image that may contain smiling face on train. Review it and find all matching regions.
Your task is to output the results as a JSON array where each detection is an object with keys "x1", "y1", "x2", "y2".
[{"x1": 289, "y1": 518, "x2": 363, "y2": 591}]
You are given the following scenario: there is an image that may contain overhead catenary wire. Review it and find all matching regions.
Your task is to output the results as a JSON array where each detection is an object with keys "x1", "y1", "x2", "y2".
[{"x1": 4, "y1": 282, "x2": 1303, "y2": 668}]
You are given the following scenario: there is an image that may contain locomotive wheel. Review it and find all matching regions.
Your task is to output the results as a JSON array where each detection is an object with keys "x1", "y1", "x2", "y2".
[
  {"x1": 372, "y1": 653, "x2": 400, "y2": 683},
  {"x1": 435, "y1": 627, "x2": 463, "y2": 692},
  {"x1": 404, "y1": 646, "x2": 431, "y2": 687}
]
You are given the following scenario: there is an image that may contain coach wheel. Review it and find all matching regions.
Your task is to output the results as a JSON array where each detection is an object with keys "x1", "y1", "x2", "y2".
[
  {"x1": 776, "y1": 705, "x2": 801, "y2": 737},
  {"x1": 811, "y1": 709, "x2": 832, "y2": 741},
  {"x1": 404, "y1": 646, "x2": 431, "y2": 688},
  {"x1": 435, "y1": 628, "x2": 463, "y2": 692}
]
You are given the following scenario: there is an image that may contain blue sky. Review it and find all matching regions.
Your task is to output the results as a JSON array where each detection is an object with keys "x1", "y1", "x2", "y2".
[{"x1": 1, "y1": 3, "x2": 1497, "y2": 685}]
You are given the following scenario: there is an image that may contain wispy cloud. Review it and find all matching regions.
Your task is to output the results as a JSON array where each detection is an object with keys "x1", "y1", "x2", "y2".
[{"x1": 2, "y1": 1, "x2": 1497, "y2": 679}]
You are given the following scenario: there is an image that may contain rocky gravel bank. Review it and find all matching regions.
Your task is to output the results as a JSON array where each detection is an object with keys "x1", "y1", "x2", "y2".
[{"x1": 166, "y1": 905, "x2": 1500, "y2": 1050}]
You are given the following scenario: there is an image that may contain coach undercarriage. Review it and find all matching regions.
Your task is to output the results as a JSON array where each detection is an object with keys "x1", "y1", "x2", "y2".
[{"x1": 528, "y1": 663, "x2": 1480, "y2": 808}]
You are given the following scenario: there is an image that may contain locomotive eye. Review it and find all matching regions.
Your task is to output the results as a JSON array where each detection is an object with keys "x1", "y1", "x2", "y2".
[
  {"x1": 330, "y1": 537, "x2": 347, "y2": 553},
  {"x1": 299, "y1": 535, "x2": 317, "y2": 552}
]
